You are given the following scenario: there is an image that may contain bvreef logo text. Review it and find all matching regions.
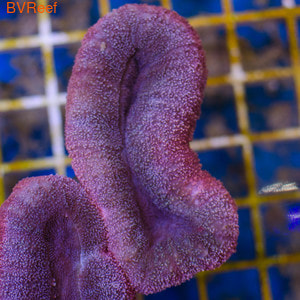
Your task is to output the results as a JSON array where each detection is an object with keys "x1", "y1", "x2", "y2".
[{"x1": 6, "y1": 1, "x2": 58, "y2": 14}]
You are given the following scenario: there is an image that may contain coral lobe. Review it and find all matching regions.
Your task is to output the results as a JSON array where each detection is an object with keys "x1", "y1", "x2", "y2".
[
  {"x1": 66, "y1": 3, "x2": 239, "y2": 295},
  {"x1": 0, "y1": 176, "x2": 134, "y2": 299}
]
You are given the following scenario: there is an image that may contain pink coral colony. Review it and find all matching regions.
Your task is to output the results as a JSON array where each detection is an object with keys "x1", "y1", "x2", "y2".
[{"x1": 0, "y1": 4, "x2": 239, "y2": 299}]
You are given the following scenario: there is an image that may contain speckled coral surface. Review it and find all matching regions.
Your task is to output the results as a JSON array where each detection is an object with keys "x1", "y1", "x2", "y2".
[
  {"x1": 0, "y1": 175, "x2": 135, "y2": 299},
  {"x1": 66, "y1": 4, "x2": 239, "y2": 295}
]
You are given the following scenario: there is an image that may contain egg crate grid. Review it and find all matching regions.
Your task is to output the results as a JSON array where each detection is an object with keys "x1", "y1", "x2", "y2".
[{"x1": 0, "y1": 0, "x2": 300, "y2": 299}]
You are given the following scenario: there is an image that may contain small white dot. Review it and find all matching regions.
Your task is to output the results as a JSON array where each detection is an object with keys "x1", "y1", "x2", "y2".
[
  {"x1": 52, "y1": 278, "x2": 56, "y2": 287},
  {"x1": 100, "y1": 42, "x2": 106, "y2": 51}
]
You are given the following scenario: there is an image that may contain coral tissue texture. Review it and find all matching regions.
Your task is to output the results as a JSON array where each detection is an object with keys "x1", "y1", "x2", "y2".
[
  {"x1": 66, "y1": 3, "x2": 239, "y2": 295},
  {"x1": 0, "y1": 175, "x2": 135, "y2": 300}
]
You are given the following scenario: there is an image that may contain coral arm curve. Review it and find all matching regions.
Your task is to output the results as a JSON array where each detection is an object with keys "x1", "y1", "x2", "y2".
[
  {"x1": 0, "y1": 175, "x2": 135, "y2": 300},
  {"x1": 66, "y1": 4, "x2": 239, "y2": 295}
]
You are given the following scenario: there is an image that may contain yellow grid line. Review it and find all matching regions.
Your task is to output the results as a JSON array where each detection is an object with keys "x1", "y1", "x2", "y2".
[
  {"x1": 0, "y1": 94, "x2": 66, "y2": 112},
  {"x1": 286, "y1": 16, "x2": 300, "y2": 124},
  {"x1": 190, "y1": 127, "x2": 300, "y2": 152},
  {"x1": 98, "y1": 0, "x2": 110, "y2": 17},
  {"x1": 1, "y1": 157, "x2": 71, "y2": 174},
  {"x1": 0, "y1": 95, "x2": 48, "y2": 111},
  {"x1": 0, "y1": 177, "x2": 4, "y2": 206},
  {"x1": 200, "y1": 252, "x2": 300, "y2": 274},
  {"x1": 0, "y1": 31, "x2": 86, "y2": 51},
  {"x1": 135, "y1": 293, "x2": 144, "y2": 300},
  {"x1": 235, "y1": 192, "x2": 300, "y2": 208},
  {"x1": 207, "y1": 67, "x2": 294, "y2": 86},
  {"x1": 197, "y1": 272, "x2": 208, "y2": 300},
  {"x1": 0, "y1": 0, "x2": 299, "y2": 299},
  {"x1": 0, "y1": 147, "x2": 4, "y2": 205},
  {"x1": 189, "y1": 6, "x2": 300, "y2": 27},
  {"x1": 160, "y1": 0, "x2": 172, "y2": 10},
  {"x1": 215, "y1": 1, "x2": 271, "y2": 299}
]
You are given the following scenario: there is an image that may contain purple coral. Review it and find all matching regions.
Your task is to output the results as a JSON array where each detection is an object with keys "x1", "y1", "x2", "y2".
[
  {"x1": 0, "y1": 3, "x2": 239, "y2": 299},
  {"x1": 0, "y1": 175, "x2": 134, "y2": 299},
  {"x1": 66, "y1": 3, "x2": 239, "y2": 295}
]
